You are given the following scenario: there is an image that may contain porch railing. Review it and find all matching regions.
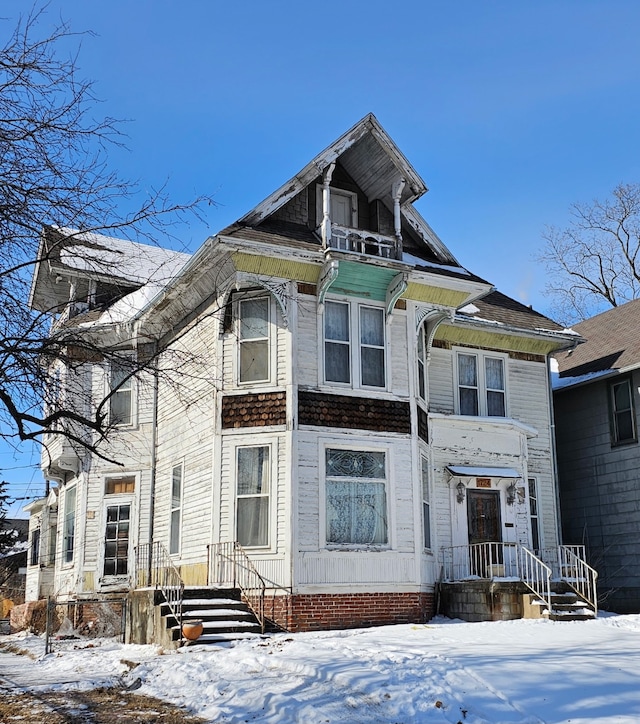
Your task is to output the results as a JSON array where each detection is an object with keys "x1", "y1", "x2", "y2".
[
  {"x1": 135, "y1": 542, "x2": 184, "y2": 631},
  {"x1": 441, "y1": 542, "x2": 551, "y2": 612},
  {"x1": 207, "y1": 541, "x2": 266, "y2": 633},
  {"x1": 558, "y1": 545, "x2": 599, "y2": 615}
]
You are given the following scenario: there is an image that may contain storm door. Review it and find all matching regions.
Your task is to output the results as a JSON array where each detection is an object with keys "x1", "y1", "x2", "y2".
[{"x1": 467, "y1": 490, "x2": 502, "y2": 577}]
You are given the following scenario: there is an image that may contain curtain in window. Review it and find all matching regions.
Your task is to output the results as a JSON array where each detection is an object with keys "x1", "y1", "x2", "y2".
[
  {"x1": 458, "y1": 354, "x2": 478, "y2": 415},
  {"x1": 326, "y1": 481, "x2": 387, "y2": 545},
  {"x1": 239, "y1": 298, "x2": 269, "y2": 382},
  {"x1": 360, "y1": 307, "x2": 385, "y2": 387},
  {"x1": 236, "y1": 447, "x2": 269, "y2": 547},
  {"x1": 324, "y1": 302, "x2": 350, "y2": 383},
  {"x1": 485, "y1": 357, "x2": 505, "y2": 416}
]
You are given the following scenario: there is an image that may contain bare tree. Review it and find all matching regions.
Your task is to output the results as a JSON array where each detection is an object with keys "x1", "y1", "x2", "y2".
[
  {"x1": 539, "y1": 183, "x2": 640, "y2": 325},
  {"x1": 0, "y1": 7, "x2": 211, "y2": 459}
]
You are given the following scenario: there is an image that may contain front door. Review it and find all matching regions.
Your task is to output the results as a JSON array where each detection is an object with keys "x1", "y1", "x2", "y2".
[
  {"x1": 467, "y1": 490, "x2": 501, "y2": 544},
  {"x1": 467, "y1": 490, "x2": 502, "y2": 577}
]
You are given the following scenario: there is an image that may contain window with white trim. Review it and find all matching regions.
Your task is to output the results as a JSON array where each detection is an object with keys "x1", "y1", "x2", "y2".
[
  {"x1": 421, "y1": 455, "x2": 431, "y2": 549},
  {"x1": 62, "y1": 485, "x2": 76, "y2": 564},
  {"x1": 609, "y1": 377, "x2": 636, "y2": 445},
  {"x1": 323, "y1": 301, "x2": 386, "y2": 389},
  {"x1": 103, "y1": 503, "x2": 130, "y2": 576},
  {"x1": 325, "y1": 448, "x2": 388, "y2": 546},
  {"x1": 236, "y1": 446, "x2": 270, "y2": 547},
  {"x1": 109, "y1": 362, "x2": 133, "y2": 426},
  {"x1": 169, "y1": 464, "x2": 183, "y2": 555},
  {"x1": 238, "y1": 296, "x2": 271, "y2": 384},
  {"x1": 417, "y1": 325, "x2": 427, "y2": 401},
  {"x1": 456, "y1": 350, "x2": 506, "y2": 416},
  {"x1": 528, "y1": 477, "x2": 540, "y2": 552}
]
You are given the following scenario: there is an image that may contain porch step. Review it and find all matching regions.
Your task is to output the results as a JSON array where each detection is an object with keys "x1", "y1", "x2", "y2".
[
  {"x1": 546, "y1": 588, "x2": 596, "y2": 621},
  {"x1": 159, "y1": 587, "x2": 264, "y2": 645}
]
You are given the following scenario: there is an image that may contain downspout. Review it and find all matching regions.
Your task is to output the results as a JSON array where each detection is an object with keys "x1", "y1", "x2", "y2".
[
  {"x1": 148, "y1": 341, "x2": 160, "y2": 552},
  {"x1": 547, "y1": 354, "x2": 563, "y2": 548}
]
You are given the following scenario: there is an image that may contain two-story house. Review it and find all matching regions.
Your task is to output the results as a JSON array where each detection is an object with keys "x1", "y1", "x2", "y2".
[{"x1": 23, "y1": 114, "x2": 591, "y2": 641}]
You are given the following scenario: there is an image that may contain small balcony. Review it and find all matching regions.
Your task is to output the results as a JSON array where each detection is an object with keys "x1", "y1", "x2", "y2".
[{"x1": 323, "y1": 224, "x2": 401, "y2": 261}]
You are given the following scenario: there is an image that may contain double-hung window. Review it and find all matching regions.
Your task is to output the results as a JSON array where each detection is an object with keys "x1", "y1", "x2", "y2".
[
  {"x1": 238, "y1": 297, "x2": 270, "y2": 384},
  {"x1": 63, "y1": 485, "x2": 76, "y2": 564},
  {"x1": 421, "y1": 455, "x2": 431, "y2": 549},
  {"x1": 456, "y1": 350, "x2": 506, "y2": 417},
  {"x1": 528, "y1": 478, "x2": 540, "y2": 552},
  {"x1": 325, "y1": 448, "x2": 388, "y2": 546},
  {"x1": 236, "y1": 446, "x2": 270, "y2": 547},
  {"x1": 110, "y1": 362, "x2": 133, "y2": 426},
  {"x1": 324, "y1": 301, "x2": 386, "y2": 389},
  {"x1": 169, "y1": 464, "x2": 183, "y2": 555},
  {"x1": 610, "y1": 377, "x2": 636, "y2": 445},
  {"x1": 417, "y1": 325, "x2": 427, "y2": 401}
]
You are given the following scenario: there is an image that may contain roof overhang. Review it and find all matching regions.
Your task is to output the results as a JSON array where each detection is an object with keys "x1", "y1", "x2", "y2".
[{"x1": 446, "y1": 465, "x2": 522, "y2": 479}]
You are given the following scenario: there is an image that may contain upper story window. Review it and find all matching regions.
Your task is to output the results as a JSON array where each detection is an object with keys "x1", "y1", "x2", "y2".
[
  {"x1": 63, "y1": 485, "x2": 76, "y2": 564},
  {"x1": 456, "y1": 350, "x2": 507, "y2": 417},
  {"x1": 109, "y1": 362, "x2": 133, "y2": 426},
  {"x1": 324, "y1": 301, "x2": 386, "y2": 389},
  {"x1": 417, "y1": 325, "x2": 427, "y2": 402},
  {"x1": 610, "y1": 377, "x2": 636, "y2": 445},
  {"x1": 238, "y1": 296, "x2": 271, "y2": 384}
]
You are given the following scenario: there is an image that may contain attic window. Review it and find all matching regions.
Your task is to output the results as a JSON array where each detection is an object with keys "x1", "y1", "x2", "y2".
[{"x1": 316, "y1": 186, "x2": 357, "y2": 228}]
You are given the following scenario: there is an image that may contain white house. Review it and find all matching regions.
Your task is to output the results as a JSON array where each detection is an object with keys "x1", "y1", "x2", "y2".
[{"x1": 24, "y1": 114, "x2": 592, "y2": 638}]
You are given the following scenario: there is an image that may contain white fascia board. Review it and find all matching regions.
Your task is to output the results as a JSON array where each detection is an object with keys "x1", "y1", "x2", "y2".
[
  {"x1": 430, "y1": 411, "x2": 539, "y2": 438},
  {"x1": 452, "y1": 315, "x2": 582, "y2": 349},
  {"x1": 401, "y1": 205, "x2": 460, "y2": 266}
]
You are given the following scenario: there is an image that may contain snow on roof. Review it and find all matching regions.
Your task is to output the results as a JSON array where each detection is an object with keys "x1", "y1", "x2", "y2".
[
  {"x1": 56, "y1": 227, "x2": 190, "y2": 285},
  {"x1": 551, "y1": 367, "x2": 615, "y2": 391},
  {"x1": 78, "y1": 283, "x2": 166, "y2": 327},
  {"x1": 446, "y1": 465, "x2": 522, "y2": 478},
  {"x1": 402, "y1": 252, "x2": 470, "y2": 276}
]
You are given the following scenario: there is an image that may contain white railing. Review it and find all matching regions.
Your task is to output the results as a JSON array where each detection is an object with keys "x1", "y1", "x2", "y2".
[
  {"x1": 135, "y1": 542, "x2": 184, "y2": 631},
  {"x1": 325, "y1": 224, "x2": 399, "y2": 259},
  {"x1": 208, "y1": 541, "x2": 266, "y2": 633},
  {"x1": 558, "y1": 545, "x2": 599, "y2": 615},
  {"x1": 441, "y1": 542, "x2": 551, "y2": 613}
]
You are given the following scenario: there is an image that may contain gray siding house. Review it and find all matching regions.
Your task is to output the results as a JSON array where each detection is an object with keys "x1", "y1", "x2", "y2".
[{"x1": 554, "y1": 298, "x2": 640, "y2": 613}]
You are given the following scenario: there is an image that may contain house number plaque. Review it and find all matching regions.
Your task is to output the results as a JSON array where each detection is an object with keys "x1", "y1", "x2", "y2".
[{"x1": 476, "y1": 478, "x2": 491, "y2": 488}]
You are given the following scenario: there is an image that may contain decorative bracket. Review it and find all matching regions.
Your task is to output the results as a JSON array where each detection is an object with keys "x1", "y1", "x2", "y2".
[
  {"x1": 416, "y1": 307, "x2": 453, "y2": 361},
  {"x1": 386, "y1": 272, "x2": 408, "y2": 322},
  {"x1": 256, "y1": 278, "x2": 290, "y2": 328},
  {"x1": 317, "y1": 259, "x2": 340, "y2": 311}
]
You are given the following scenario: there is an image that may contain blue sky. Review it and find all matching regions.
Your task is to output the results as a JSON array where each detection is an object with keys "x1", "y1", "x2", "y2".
[{"x1": 3, "y1": 0, "x2": 640, "y2": 515}]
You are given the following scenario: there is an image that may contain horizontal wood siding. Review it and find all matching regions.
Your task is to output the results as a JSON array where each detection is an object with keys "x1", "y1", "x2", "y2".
[
  {"x1": 296, "y1": 296, "x2": 319, "y2": 386},
  {"x1": 555, "y1": 372, "x2": 640, "y2": 609}
]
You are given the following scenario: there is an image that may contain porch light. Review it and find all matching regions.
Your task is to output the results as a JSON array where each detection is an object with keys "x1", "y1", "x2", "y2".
[
  {"x1": 456, "y1": 481, "x2": 466, "y2": 504},
  {"x1": 506, "y1": 481, "x2": 516, "y2": 506}
]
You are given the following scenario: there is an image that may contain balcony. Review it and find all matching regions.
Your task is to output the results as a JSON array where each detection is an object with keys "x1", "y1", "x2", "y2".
[{"x1": 323, "y1": 224, "x2": 401, "y2": 261}]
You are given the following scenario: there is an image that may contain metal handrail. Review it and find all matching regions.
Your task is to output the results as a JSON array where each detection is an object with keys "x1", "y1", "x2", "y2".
[
  {"x1": 208, "y1": 541, "x2": 266, "y2": 633},
  {"x1": 441, "y1": 542, "x2": 551, "y2": 613},
  {"x1": 135, "y1": 542, "x2": 184, "y2": 633},
  {"x1": 558, "y1": 545, "x2": 599, "y2": 615}
]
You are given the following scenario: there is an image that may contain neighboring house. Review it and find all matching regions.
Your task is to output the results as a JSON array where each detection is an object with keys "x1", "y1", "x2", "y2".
[
  {"x1": 23, "y1": 114, "x2": 588, "y2": 640},
  {"x1": 553, "y1": 298, "x2": 640, "y2": 613},
  {"x1": 1, "y1": 518, "x2": 28, "y2": 617}
]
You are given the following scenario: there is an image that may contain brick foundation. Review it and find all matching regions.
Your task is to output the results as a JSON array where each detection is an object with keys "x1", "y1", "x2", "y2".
[{"x1": 265, "y1": 591, "x2": 434, "y2": 632}]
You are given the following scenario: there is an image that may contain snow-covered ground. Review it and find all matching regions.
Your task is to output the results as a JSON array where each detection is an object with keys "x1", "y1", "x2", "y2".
[{"x1": 3, "y1": 614, "x2": 640, "y2": 723}]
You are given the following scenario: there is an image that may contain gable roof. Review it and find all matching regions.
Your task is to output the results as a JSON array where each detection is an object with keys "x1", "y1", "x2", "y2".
[
  {"x1": 231, "y1": 113, "x2": 459, "y2": 267},
  {"x1": 554, "y1": 298, "x2": 640, "y2": 385}
]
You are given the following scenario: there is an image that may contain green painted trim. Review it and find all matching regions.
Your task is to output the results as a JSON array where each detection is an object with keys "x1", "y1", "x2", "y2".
[
  {"x1": 404, "y1": 282, "x2": 468, "y2": 307},
  {"x1": 435, "y1": 324, "x2": 558, "y2": 355},
  {"x1": 330, "y1": 261, "x2": 397, "y2": 302},
  {"x1": 232, "y1": 252, "x2": 320, "y2": 283}
]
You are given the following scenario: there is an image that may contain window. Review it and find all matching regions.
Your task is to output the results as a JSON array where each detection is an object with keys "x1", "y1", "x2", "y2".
[
  {"x1": 421, "y1": 455, "x2": 431, "y2": 549},
  {"x1": 236, "y1": 446, "x2": 270, "y2": 547},
  {"x1": 105, "y1": 475, "x2": 135, "y2": 495},
  {"x1": 417, "y1": 326, "x2": 427, "y2": 401},
  {"x1": 457, "y1": 351, "x2": 506, "y2": 416},
  {"x1": 63, "y1": 485, "x2": 76, "y2": 564},
  {"x1": 103, "y1": 504, "x2": 130, "y2": 576},
  {"x1": 110, "y1": 362, "x2": 133, "y2": 425},
  {"x1": 169, "y1": 464, "x2": 183, "y2": 555},
  {"x1": 324, "y1": 301, "x2": 386, "y2": 389},
  {"x1": 528, "y1": 478, "x2": 540, "y2": 552},
  {"x1": 610, "y1": 377, "x2": 636, "y2": 445},
  {"x1": 325, "y1": 448, "x2": 388, "y2": 546},
  {"x1": 30, "y1": 528, "x2": 40, "y2": 566},
  {"x1": 238, "y1": 297, "x2": 270, "y2": 383}
]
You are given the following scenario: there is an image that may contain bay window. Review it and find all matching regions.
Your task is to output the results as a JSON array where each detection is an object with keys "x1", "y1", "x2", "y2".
[
  {"x1": 236, "y1": 445, "x2": 270, "y2": 547},
  {"x1": 324, "y1": 301, "x2": 386, "y2": 389},
  {"x1": 325, "y1": 448, "x2": 388, "y2": 546},
  {"x1": 238, "y1": 297, "x2": 270, "y2": 384}
]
